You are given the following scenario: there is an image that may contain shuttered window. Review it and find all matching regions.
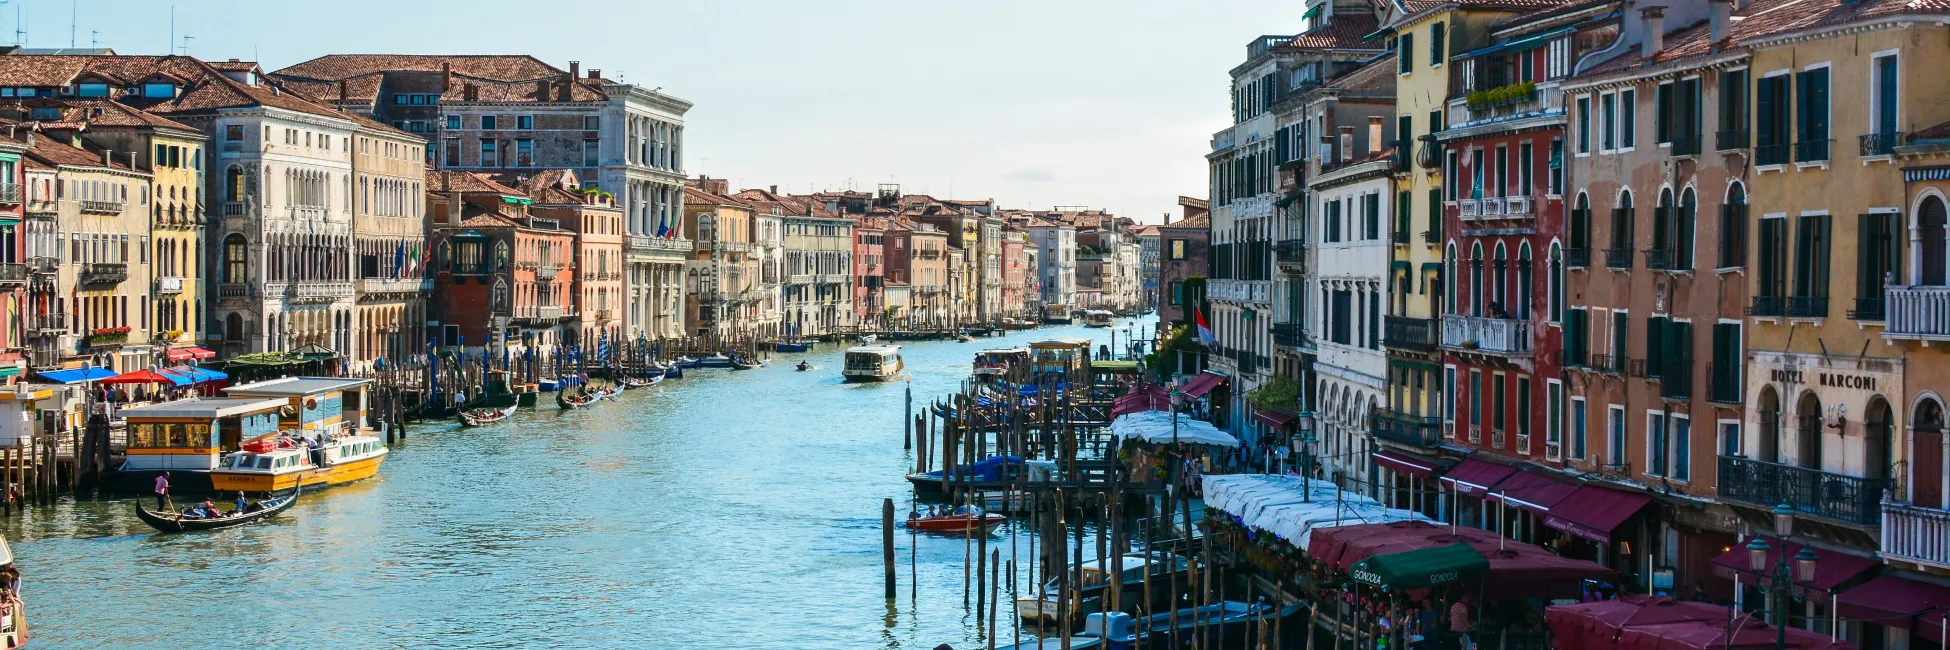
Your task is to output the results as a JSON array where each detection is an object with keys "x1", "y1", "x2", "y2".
[
  {"x1": 1711, "y1": 322, "x2": 1741, "y2": 402},
  {"x1": 1758, "y1": 218, "x2": 1787, "y2": 297},
  {"x1": 1400, "y1": 34, "x2": 1415, "y2": 74},
  {"x1": 1794, "y1": 67, "x2": 1830, "y2": 161},
  {"x1": 1645, "y1": 315, "x2": 1669, "y2": 378},
  {"x1": 1612, "y1": 311, "x2": 1629, "y2": 371},
  {"x1": 1857, "y1": 212, "x2": 1902, "y2": 319},
  {"x1": 1793, "y1": 214, "x2": 1831, "y2": 299},
  {"x1": 1427, "y1": 189, "x2": 1443, "y2": 241},
  {"x1": 1756, "y1": 75, "x2": 1789, "y2": 164}
]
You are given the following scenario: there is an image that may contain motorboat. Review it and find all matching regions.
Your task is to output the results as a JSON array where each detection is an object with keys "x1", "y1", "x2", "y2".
[
  {"x1": 775, "y1": 340, "x2": 814, "y2": 353},
  {"x1": 676, "y1": 355, "x2": 734, "y2": 369},
  {"x1": 795, "y1": 361, "x2": 813, "y2": 372},
  {"x1": 973, "y1": 348, "x2": 1030, "y2": 380},
  {"x1": 908, "y1": 456, "x2": 1059, "y2": 497},
  {"x1": 0, "y1": 533, "x2": 24, "y2": 648},
  {"x1": 135, "y1": 486, "x2": 300, "y2": 533},
  {"x1": 996, "y1": 613, "x2": 1134, "y2": 650},
  {"x1": 857, "y1": 334, "x2": 878, "y2": 344},
  {"x1": 1080, "y1": 309, "x2": 1116, "y2": 328},
  {"x1": 457, "y1": 403, "x2": 517, "y2": 427},
  {"x1": 903, "y1": 505, "x2": 1006, "y2": 535},
  {"x1": 730, "y1": 358, "x2": 766, "y2": 371},
  {"x1": 842, "y1": 345, "x2": 904, "y2": 382},
  {"x1": 208, "y1": 377, "x2": 388, "y2": 494},
  {"x1": 1015, "y1": 552, "x2": 1190, "y2": 624},
  {"x1": 1133, "y1": 601, "x2": 1275, "y2": 648}
]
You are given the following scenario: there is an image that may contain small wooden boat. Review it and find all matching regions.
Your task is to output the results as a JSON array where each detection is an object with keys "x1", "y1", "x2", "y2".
[
  {"x1": 616, "y1": 372, "x2": 663, "y2": 389},
  {"x1": 795, "y1": 361, "x2": 813, "y2": 372},
  {"x1": 997, "y1": 613, "x2": 1134, "y2": 650},
  {"x1": 904, "y1": 506, "x2": 1006, "y2": 534},
  {"x1": 729, "y1": 358, "x2": 766, "y2": 371},
  {"x1": 134, "y1": 487, "x2": 300, "y2": 533},
  {"x1": 556, "y1": 389, "x2": 602, "y2": 409},
  {"x1": 1133, "y1": 601, "x2": 1272, "y2": 648},
  {"x1": 457, "y1": 403, "x2": 517, "y2": 427}
]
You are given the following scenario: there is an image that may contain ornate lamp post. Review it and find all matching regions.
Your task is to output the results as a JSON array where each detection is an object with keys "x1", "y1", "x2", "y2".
[
  {"x1": 1295, "y1": 409, "x2": 1317, "y2": 502},
  {"x1": 1747, "y1": 503, "x2": 1820, "y2": 649}
]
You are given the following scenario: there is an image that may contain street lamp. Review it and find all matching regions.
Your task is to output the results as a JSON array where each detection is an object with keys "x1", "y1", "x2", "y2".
[
  {"x1": 1747, "y1": 503, "x2": 1820, "y2": 649},
  {"x1": 1295, "y1": 409, "x2": 1317, "y2": 502}
]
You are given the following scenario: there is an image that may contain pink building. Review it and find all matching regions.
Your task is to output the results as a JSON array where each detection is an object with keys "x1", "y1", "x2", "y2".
[{"x1": 853, "y1": 215, "x2": 886, "y2": 326}]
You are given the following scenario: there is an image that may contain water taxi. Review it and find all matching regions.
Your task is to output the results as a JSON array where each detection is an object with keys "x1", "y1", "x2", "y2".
[
  {"x1": 0, "y1": 535, "x2": 21, "y2": 648},
  {"x1": 1043, "y1": 304, "x2": 1073, "y2": 324},
  {"x1": 114, "y1": 397, "x2": 292, "y2": 492},
  {"x1": 842, "y1": 345, "x2": 904, "y2": 382},
  {"x1": 972, "y1": 347, "x2": 1029, "y2": 380},
  {"x1": 1030, "y1": 338, "x2": 1093, "y2": 378},
  {"x1": 1080, "y1": 309, "x2": 1116, "y2": 328},
  {"x1": 208, "y1": 377, "x2": 387, "y2": 494}
]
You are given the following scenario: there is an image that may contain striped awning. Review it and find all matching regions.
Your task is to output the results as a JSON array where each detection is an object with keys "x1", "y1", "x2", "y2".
[{"x1": 1904, "y1": 166, "x2": 1950, "y2": 182}]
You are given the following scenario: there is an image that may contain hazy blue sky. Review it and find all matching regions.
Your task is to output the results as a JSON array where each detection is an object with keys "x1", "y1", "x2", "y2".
[{"x1": 18, "y1": 0, "x2": 1306, "y2": 223}]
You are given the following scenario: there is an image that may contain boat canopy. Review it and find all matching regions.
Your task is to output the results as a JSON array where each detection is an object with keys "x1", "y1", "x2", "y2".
[
  {"x1": 927, "y1": 455, "x2": 1030, "y2": 482},
  {"x1": 1108, "y1": 410, "x2": 1239, "y2": 447}
]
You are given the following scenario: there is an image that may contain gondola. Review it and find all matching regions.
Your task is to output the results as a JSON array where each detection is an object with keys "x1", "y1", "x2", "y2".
[
  {"x1": 556, "y1": 388, "x2": 602, "y2": 409},
  {"x1": 457, "y1": 403, "x2": 518, "y2": 427},
  {"x1": 134, "y1": 486, "x2": 300, "y2": 533},
  {"x1": 729, "y1": 358, "x2": 766, "y2": 371},
  {"x1": 617, "y1": 372, "x2": 664, "y2": 389}
]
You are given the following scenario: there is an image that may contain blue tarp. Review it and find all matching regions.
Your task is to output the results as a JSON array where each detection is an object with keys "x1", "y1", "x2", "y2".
[
  {"x1": 38, "y1": 367, "x2": 116, "y2": 384},
  {"x1": 922, "y1": 455, "x2": 1028, "y2": 482},
  {"x1": 165, "y1": 365, "x2": 228, "y2": 383}
]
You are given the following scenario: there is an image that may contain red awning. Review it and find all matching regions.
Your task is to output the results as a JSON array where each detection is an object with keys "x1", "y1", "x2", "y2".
[
  {"x1": 1543, "y1": 485, "x2": 1651, "y2": 543},
  {"x1": 1836, "y1": 574, "x2": 1950, "y2": 630},
  {"x1": 1251, "y1": 406, "x2": 1295, "y2": 429},
  {"x1": 1439, "y1": 458, "x2": 1517, "y2": 497},
  {"x1": 1373, "y1": 450, "x2": 1437, "y2": 477},
  {"x1": 1306, "y1": 520, "x2": 1616, "y2": 600},
  {"x1": 1543, "y1": 596, "x2": 1730, "y2": 650},
  {"x1": 164, "y1": 346, "x2": 215, "y2": 361},
  {"x1": 1485, "y1": 470, "x2": 1579, "y2": 515},
  {"x1": 1709, "y1": 536, "x2": 1879, "y2": 594},
  {"x1": 1112, "y1": 385, "x2": 1172, "y2": 418},
  {"x1": 1613, "y1": 618, "x2": 1853, "y2": 650},
  {"x1": 1922, "y1": 610, "x2": 1950, "y2": 646},
  {"x1": 1178, "y1": 371, "x2": 1226, "y2": 399}
]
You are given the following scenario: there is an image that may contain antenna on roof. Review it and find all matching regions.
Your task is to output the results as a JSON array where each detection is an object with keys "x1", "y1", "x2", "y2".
[
  {"x1": 179, "y1": 34, "x2": 193, "y2": 56},
  {"x1": 68, "y1": 0, "x2": 74, "y2": 48},
  {"x1": 89, "y1": 29, "x2": 96, "y2": 50},
  {"x1": 168, "y1": 5, "x2": 173, "y2": 56},
  {"x1": 15, "y1": 3, "x2": 26, "y2": 47}
]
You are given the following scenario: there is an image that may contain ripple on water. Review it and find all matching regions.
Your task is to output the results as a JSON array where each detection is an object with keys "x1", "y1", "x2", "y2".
[{"x1": 6, "y1": 322, "x2": 1149, "y2": 649}]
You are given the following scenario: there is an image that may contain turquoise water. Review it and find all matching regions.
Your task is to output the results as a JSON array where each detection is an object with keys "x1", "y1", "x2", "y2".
[{"x1": 5, "y1": 320, "x2": 1152, "y2": 649}]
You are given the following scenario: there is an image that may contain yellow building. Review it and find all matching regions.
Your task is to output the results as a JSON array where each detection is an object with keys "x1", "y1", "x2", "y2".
[{"x1": 349, "y1": 121, "x2": 429, "y2": 373}]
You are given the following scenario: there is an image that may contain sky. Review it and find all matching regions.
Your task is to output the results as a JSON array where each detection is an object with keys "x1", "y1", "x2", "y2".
[{"x1": 15, "y1": 0, "x2": 1307, "y2": 224}]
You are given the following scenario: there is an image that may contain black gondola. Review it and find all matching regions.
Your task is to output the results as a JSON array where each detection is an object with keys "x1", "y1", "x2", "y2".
[
  {"x1": 134, "y1": 487, "x2": 300, "y2": 533},
  {"x1": 457, "y1": 403, "x2": 518, "y2": 427}
]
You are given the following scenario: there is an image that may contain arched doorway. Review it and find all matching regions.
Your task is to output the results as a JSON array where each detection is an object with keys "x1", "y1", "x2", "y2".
[
  {"x1": 1914, "y1": 398, "x2": 1946, "y2": 509},
  {"x1": 1865, "y1": 397, "x2": 1894, "y2": 483},
  {"x1": 1796, "y1": 392, "x2": 1824, "y2": 470},
  {"x1": 1923, "y1": 195, "x2": 1947, "y2": 286},
  {"x1": 1757, "y1": 386, "x2": 1781, "y2": 463}
]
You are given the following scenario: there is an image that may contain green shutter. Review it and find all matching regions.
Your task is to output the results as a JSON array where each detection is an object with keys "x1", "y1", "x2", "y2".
[
  {"x1": 1645, "y1": 316, "x2": 1667, "y2": 377},
  {"x1": 1678, "y1": 202, "x2": 1695, "y2": 269},
  {"x1": 1656, "y1": 83, "x2": 1673, "y2": 144},
  {"x1": 1428, "y1": 189, "x2": 1443, "y2": 240},
  {"x1": 1816, "y1": 215, "x2": 1832, "y2": 298}
]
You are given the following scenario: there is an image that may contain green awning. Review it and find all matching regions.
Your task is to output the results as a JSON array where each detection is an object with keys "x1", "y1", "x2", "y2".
[
  {"x1": 1303, "y1": 4, "x2": 1322, "y2": 20},
  {"x1": 1349, "y1": 543, "x2": 1489, "y2": 591},
  {"x1": 1391, "y1": 260, "x2": 1411, "y2": 271},
  {"x1": 1094, "y1": 360, "x2": 1142, "y2": 373},
  {"x1": 0, "y1": 366, "x2": 19, "y2": 378},
  {"x1": 1275, "y1": 193, "x2": 1304, "y2": 208}
]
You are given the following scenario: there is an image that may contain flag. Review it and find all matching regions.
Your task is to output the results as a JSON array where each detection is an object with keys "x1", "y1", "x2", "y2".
[
  {"x1": 1195, "y1": 306, "x2": 1217, "y2": 347},
  {"x1": 393, "y1": 241, "x2": 407, "y2": 279},
  {"x1": 655, "y1": 220, "x2": 669, "y2": 239}
]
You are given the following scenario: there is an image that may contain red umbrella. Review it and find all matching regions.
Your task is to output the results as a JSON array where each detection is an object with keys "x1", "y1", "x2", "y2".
[{"x1": 98, "y1": 369, "x2": 185, "y2": 386}]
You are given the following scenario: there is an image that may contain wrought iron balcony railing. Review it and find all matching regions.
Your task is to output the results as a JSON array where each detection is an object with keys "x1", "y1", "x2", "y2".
[
  {"x1": 1786, "y1": 295, "x2": 1828, "y2": 318},
  {"x1": 1849, "y1": 297, "x2": 1885, "y2": 322},
  {"x1": 1660, "y1": 359, "x2": 1692, "y2": 400},
  {"x1": 79, "y1": 262, "x2": 128, "y2": 286},
  {"x1": 1756, "y1": 143, "x2": 1790, "y2": 166},
  {"x1": 1369, "y1": 408, "x2": 1443, "y2": 448},
  {"x1": 1715, "y1": 129, "x2": 1749, "y2": 152},
  {"x1": 1604, "y1": 247, "x2": 1634, "y2": 269},
  {"x1": 1718, "y1": 455, "x2": 1889, "y2": 527},
  {"x1": 1586, "y1": 353, "x2": 1626, "y2": 375},
  {"x1": 1384, "y1": 315, "x2": 1437, "y2": 353},
  {"x1": 1794, "y1": 139, "x2": 1831, "y2": 163},
  {"x1": 1670, "y1": 135, "x2": 1702, "y2": 156},
  {"x1": 1565, "y1": 247, "x2": 1591, "y2": 269},
  {"x1": 1750, "y1": 295, "x2": 1784, "y2": 317},
  {"x1": 1272, "y1": 322, "x2": 1306, "y2": 349},
  {"x1": 1860, "y1": 132, "x2": 1906, "y2": 158}
]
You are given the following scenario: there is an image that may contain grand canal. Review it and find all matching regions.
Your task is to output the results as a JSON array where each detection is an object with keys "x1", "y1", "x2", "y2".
[{"x1": 4, "y1": 321, "x2": 1145, "y2": 648}]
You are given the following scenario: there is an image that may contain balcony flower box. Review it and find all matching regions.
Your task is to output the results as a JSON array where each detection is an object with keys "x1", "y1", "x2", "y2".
[{"x1": 1465, "y1": 82, "x2": 1538, "y2": 109}]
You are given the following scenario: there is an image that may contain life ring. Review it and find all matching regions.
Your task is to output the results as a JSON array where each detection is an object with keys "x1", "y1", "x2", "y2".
[{"x1": 304, "y1": 398, "x2": 318, "y2": 410}]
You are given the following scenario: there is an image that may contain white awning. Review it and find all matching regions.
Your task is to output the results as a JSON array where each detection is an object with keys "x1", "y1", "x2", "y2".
[
  {"x1": 1108, "y1": 411, "x2": 1240, "y2": 447},
  {"x1": 1201, "y1": 474, "x2": 1437, "y2": 548}
]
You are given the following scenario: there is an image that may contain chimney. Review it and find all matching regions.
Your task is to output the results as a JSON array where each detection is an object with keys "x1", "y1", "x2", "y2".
[
  {"x1": 568, "y1": 61, "x2": 580, "y2": 79},
  {"x1": 338, "y1": 81, "x2": 347, "y2": 103},
  {"x1": 1709, "y1": 0, "x2": 1733, "y2": 48},
  {"x1": 1162, "y1": 211, "x2": 1172, "y2": 225},
  {"x1": 537, "y1": 79, "x2": 550, "y2": 101},
  {"x1": 464, "y1": 83, "x2": 478, "y2": 101},
  {"x1": 1641, "y1": 6, "x2": 1666, "y2": 59},
  {"x1": 1368, "y1": 116, "x2": 1384, "y2": 156},
  {"x1": 1338, "y1": 126, "x2": 1354, "y2": 163},
  {"x1": 101, "y1": 149, "x2": 111, "y2": 166},
  {"x1": 770, "y1": 185, "x2": 778, "y2": 195},
  {"x1": 588, "y1": 69, "x2": 601, "y2": 80},
  {"x1": 442, "y1": 62, "x2": 454, "y2": 90},
  {"x1": 448, "y1": 193, "x2": 462, "y2": 226}
]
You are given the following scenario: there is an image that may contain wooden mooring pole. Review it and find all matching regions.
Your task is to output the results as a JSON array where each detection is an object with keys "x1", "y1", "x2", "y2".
[{"x1": 882, "y1": 497, "x2": 897, "y2": 600}]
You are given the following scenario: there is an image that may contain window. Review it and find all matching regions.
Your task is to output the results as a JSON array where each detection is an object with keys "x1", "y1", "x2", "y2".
[
  {"x1": 1571, "y1": 398, "x2": 1588, "y2": 459},
  {"x1": 1871, "y1": 55, "x2": 1899, "y2": 142},
  {"x1": 1719, "y1": 184, "x2": 1748, "y2": 268},
  {"x1": 1430, "y1": 23, "x2": 1445, "y2": 66},
  {"x1": 446, "y1": 115, "x2": 461, "y2": 130},
  {"x1": 76, "y1": 82, "x2": 108, "y2": 97},
  {"x1": 1857, "y1": 212, "x2": 1902, "y2": 319},
  {"x1": 583, "y1": 116, "x2": 601, "y2": 130},
  {"x1": 143, "y1": 83, "x2": 175, "y2": 98},
  {"x1": 1518, "y1": 142, "x2": 1533, "y2": 197},
  {"x1": 1674, "y1": 415, "x2": 1692, "y2": 481},
  {"x1": 1677, "y1": 188, "x2": 1697, "y2": 270},
  {"x1": 393, "y1": 93, "x2": 407, "y2": 105},
  {"x1": 1794, "y1": 67, "x2": 1830, "y2": 162},
  {"x1": 1719, "y1": 421, "x2": 1741, "y2": 456},
  {"x1": 479, "y1": 140, "x2": 497, "y2": 166},
  {"x1": 1364, "y1": 193, "x2": 1380, "y2": 240},
  {"x1": 1169, "y1": 239, "x2": 1187, "y2": 260},
  {"x1": 1399, "y1": 33, "x2": 1414, "y2": 75},
  {"x1": 1576, "y1": 96, "x2": 1592, "y2": 153},
  {"x1": 515, "y1": 139, "x2": 534, "y2": 167},
  {"x1": 223, "y1": 234, "x2": 248, "y2": 284},
  {"x1": 1170, "y1": 281, "x2": 1183, "y2": 305},
  {"x1": 1648, "y1": 412, "x2": 1669, "y2": 477},
  {"x1": 1756, "y1": 74, "x2": 1791, "y2": 164},
  {"x1": 1607, "y1": 405, "x2": 1626, "y2": 467},
  {"x1": 1710, "y1": 322, "x2": 1742, "y2": 402},
  {"x1": 1620, "y1": 89, "x2": 1636, "y2": 148},
  {"x1": 1601, "y1": 93, "x2": 1616, "y2": 150},
  {"x1": 583, "y1": 140, "x2": 599, "y2": 167},
  {"x1": 1549, "y1": 138, "x2": 1563, "y2": 195},
  {"x1": 1444, "y1": 366, "x2": 1457, "y2": 424},
  {"x1": 481, "y1": 115, "x2": 498, "y2": 130},
  {"x1": 1547, "y1": 381, "x2": 1564, "y2": 458},
  {"x1": 1758, "y1": 216, "x2": 1788, "y2": 299},
  {"x1": 517, "y1": 115, "x2": 534, "y2": 130},
  {"x1": 1718, "y1": 69, "x2": 1749, "y2": 149},
  {"x1": 225, "y1": 125, "x2": 244, "y2": 142},
  {"x1": 1656, "y1": 82, "x2": 1672, "y2": 144},
  {"x1": 1792, "y1": 214, "x2": 1832, "y2": 305},
  {"x1": 1470, "y1": 370, "x2": 1482, "y2": 427},
  {"x1": 1516, "y1": 376, "x2": 1531, "y2": 452}
]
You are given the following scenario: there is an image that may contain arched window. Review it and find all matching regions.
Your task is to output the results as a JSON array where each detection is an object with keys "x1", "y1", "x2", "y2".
[
  {"x1": 1470, "y1": 242, "x2": 1485, "y2": 317},
  {"x1": 1915, "y1": 398, "x2": 1946, "y2": 508},
  {"x1": 1653, "y1": 187, "x2": 1676, "y2": 268},
  {"x1": 1865, "y1": 397, "x2": 1894, "y2": 482},
  {"x1": 1721, "y1": 182, "x2": 1748, "y2": 268},
  {"x1": 223, "y1": 234, "x2": 248, "y2": 284},
  {"x1": 492, "y1": 279, "x2": 509, "y2": 313},
  {"x1": 1757, "y1": 386, "x2": 1782, "y2": 463},
  {"x1": 1518, "y1": 242, "x2": 1534, "y2": 319},
  {"x1": 1492, "y1": 242, "x2": 1509, "y2": 317},
  {"x1": 1922, "y1": 195, "x2": 1947, "y2": 286},
  {"x1": 225, "y1": 313, "x2": 244, "y2": 342},
  {"x1": 1678, "y1": 188, "x2": 1697, "y2": 270},
  {"x1": 1571, "y1": 192, "x2": 1591, "y2": 256},
  {"x1": 1548, "y1": 243, "x2": 1564, "y2": 322},
  {"x1": 1796, "y1": 392, "x2": 1823, "y2": 470},
  {"x1": 225, "y1": 166, "x2": 246, "y2": 202},
  {"x1": 1609, "y1": 190, "x2": 1634, "y2": 267}
]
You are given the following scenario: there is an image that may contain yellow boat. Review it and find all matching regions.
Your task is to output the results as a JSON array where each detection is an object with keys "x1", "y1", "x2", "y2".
[{"x1": 207, "y1": 377, "x2": 388, "y2": 494}]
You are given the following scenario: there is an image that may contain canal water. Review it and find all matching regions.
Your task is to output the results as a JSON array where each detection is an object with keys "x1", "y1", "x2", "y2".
[{"x1": 6, "y1": 320, "x2": 1156, "y2": 649}]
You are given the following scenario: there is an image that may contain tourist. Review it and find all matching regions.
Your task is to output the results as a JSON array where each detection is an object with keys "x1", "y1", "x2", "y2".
[
  {"x1": 1449, "y1": 596, "x2": 1473, "y2": 650},
  {"x1": 154, "y1": 472, "x2": 171, "y2": 511},
  {"x1": 235, "y1": 491, "x2": 249, "y2": 515}
]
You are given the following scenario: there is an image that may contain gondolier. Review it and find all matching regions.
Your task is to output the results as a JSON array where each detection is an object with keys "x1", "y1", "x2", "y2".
[{"x1": 154, "y1": 472, "x2": 171, "y2": 511}]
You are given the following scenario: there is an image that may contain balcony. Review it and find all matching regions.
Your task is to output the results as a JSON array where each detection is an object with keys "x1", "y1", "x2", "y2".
[
  {"x1": 27, "y1": 257, "x2": 55, "y2": 276},
  {"x1": 1604, "y1": 247, "x2": 1634, "y2": 269},
  {"x1": 1848, "y1": 297, "x2": 1884, "y2": 321},
  {"x1": 1459, "y1": 199, "x2": 1481, "y2": 219},
  {"x1": 0, "y1": 183, "x2": 17, "y2": 204},
  {"x1": 222, "y1": 201, "x2": 246, "y2": 216},
  {"x1": 1247, "y1": 34, "x2": 1297, "y2": 59},
  {"x1": 1369, "y1": 408, "x2": 1442, "y2": 448},
  {"x1": 1659, "y1": 360, "x2": 1692, "y2": 400},
  {"x1": 358, "y1": 277, "x2": 426, "y2": 294},
  {"x1": 1786, "y1": 295, "x2": 1828, "y2": 318},
  {"x1": 1481, "y1": 197, "x2": 1506, "y2": 218},
  {"x1": 1384, "y1": 315, "x2": 1437, "y2": 353},
  {"x1": 290, "y1": 282, "x2": 353, "y2": 303},
  {"x1": 629, "y1": 235, "x2": 691, "y2": 253},
  {"x1": 818, "y1": 274, "x2": 849, "y2": 284},
  {"x1": 1208, "y1": 279, "x2": 1271, "y2": 304},
  {"x1": 1645, "y1": 249, "x2": 1673, "y2": 271},
  {"x1": 1416, "y1": 137, "x2": 1441, "y2": 170},
  {"x1": 1272, "y1": 322, "x2": 1306, "y2": 349},
  {"x1": 1881, "y1": 501, "x2": 1950, "y2": 570},
  {"x1": 536, "y1": 305, "x2": 563, "y2": 320},
  {"x1": 787, "y1": 273, "x2": 813, "y2": 285},
  {"x1": 1454, "y1": 82, "x2": 1557, "y2": 126},
  {"x1": 594, "y1": 309, "x2": 614, "y2": 322},
  {"x1": 1504, "y1": 196, "x2": 1532, "y2": 217},
  {"x1": 1715, "y1": 129, "x2": 1749, "y2": 152},
  {"x1": 29, "y1": 313, "x2": 63, "y2": 333},
  {"x1": 1422, "y1": 227, "x2": 1441, "y2": 244},
  {"x1": 79, "y1": 199, "x2": 124, "y2": 215},
  {"x1": 1794, "y1": 139, "x2": 1831, "y2": 164},
  {"x1": 1860, "y1": 132, "x2": 1906, "y2": 158},
  {"x1": 218, "y1": 283, "x2": 250, "y2": 300},
  {"x1": 1441, "y1": 314, "x2": 1532, "y2": 357},
  {"x1": 1670, "y1": 135, "x2": 1702, "y2": 157},
  {"x1": 1886, "y1": 285, "x2": 1950, "y2": 340},
  {"x1": 1276, "y1": 240, "x2": 1306, "y2": 271},
  {"x1": 1584, "y1": 353, "x2": 1626, "y2": 375},
  {"x1": 1565, "y1": 247, "x2": 1591, "y2": 269},
  {"x1": 79, "y1": 262, "x2": 127, "y2": 286},
  {"x1": 1717, "y1": 455, "x2": 1889, "y2": 527},
  {"x1": 154, "y1": 276, "x2": 184, "y2": 294},
  {"x1": 1756, "y1": 143, "x2": 1790, "y2": 166}
]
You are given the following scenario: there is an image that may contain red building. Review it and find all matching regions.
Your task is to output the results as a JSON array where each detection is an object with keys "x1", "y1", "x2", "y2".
[
  {"x1": 852, "y1": 215, "x2": 886, "y2": 326},
  {"x1": 426, "y1": 171, "x2": 574, "y2": 368},
  {"x1": 0, "y1": 136, "x2": 23, "y2": 381},
  {"x1": 1431, "y1": 10, "x2": 1572, "y2": 516},
  {"x1": 509, "y1": 170, "x2": 625, "y2": 351}
]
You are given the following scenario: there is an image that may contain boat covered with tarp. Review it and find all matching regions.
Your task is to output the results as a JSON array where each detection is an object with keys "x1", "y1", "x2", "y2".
[{"x1": 906, "y1": 455, "x2": 1057, "y2": 496}]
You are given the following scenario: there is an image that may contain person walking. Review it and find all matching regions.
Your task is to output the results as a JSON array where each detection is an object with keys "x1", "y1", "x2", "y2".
[
  {"x1": 154, "y1": 472, "x2": 172, "y2": 511},
  {"x1": 1449, "y1": 596, "x2": 1473, "y2": 650}
]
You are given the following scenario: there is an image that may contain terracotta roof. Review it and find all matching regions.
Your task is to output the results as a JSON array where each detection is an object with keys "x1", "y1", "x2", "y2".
[
  {"x1": 1581, "y1": 0, "x2": 1950, "y2": 79},
  {"x1": 1288, "y1": 13, "x2": 1385, "y2": 49},
  {"x1": 1912, "y1": 119, "x2": 1950, "y2": 142},
  {"x1": 1162, "y1": 212, "x2": 1212, "y2": 229},
  {"x1": 457, "y1": 213, "x2": 524, "y2": 229},
  {"x1": 1390, "y1": 0, "x2": 1575, "y2": 17},
  {"x1": 3, "y1": 99, "x2": 200, "y2": 132},
  {"x1": 1177, "y1": 196, "x2": 1210, "y2": 209},
  {"x1": 1323, "y1": 52, "x2": 1398, "y2": 95},
  {"x1": 684, "y1": 186, "x2": 755, "y2": 209},
  {"x1": 427, "y1": 169, "x2": 524, "y2": 195},
  {"x1": 17, "y1": 128, "x2": 135, "y2": 170},
  {"x1": 276, "y1": 55, "x2": 568, "y2": 83}
]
